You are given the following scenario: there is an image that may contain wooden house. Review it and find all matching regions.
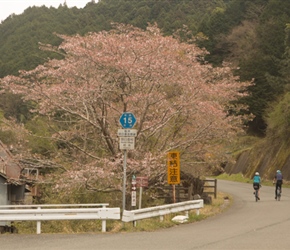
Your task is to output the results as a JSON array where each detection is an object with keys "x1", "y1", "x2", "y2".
[{"x1": 0, "y1": 141, "x2": 30, "y2": 231}]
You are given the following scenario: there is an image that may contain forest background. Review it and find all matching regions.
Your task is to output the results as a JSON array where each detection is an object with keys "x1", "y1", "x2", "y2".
[{"x1": 0, "y1": 0, "x2": 290, "y2": 205}]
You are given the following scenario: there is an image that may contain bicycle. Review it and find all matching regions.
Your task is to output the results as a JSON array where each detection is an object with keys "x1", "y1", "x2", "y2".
[
  {"x1": 276, "y1": 186, "x2": 281, "y2": 201},
  {"x1": 273, "y1": 181, "x2": 282, "y2": 201},
  {"x1": 254, "y1": 188, "x2": 260, "y2": 202}
]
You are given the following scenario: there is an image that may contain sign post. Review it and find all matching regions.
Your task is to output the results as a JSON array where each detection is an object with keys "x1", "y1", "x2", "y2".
[
  {"x1": 118, "y1": 112, "x2": 137, "y2": 214},
  {"x1": 136, "y1": 176, "x2": 148, "y2": 209},
  {"x1": 122, "y1": 150, "x2": 127, "y2": 214}
]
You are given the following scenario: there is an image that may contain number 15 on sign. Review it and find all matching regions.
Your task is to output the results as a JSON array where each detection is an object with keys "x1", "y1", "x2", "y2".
[{"x1": 119, "y1": 112, "x2": 136, "y2": 129}]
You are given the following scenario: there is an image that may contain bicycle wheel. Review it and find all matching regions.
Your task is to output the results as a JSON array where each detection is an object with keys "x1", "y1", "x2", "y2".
[
  {"x1": 255, "y1": 189, "x2": 259, "y2": 202},
  {"x1": 277, "y1": 187, "x2": 281, "y2": 201}
]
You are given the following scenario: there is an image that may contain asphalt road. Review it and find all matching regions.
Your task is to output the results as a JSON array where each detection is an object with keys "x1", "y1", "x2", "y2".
[{"x1": 1, "y1": 180, "x2": 290, "y2": 250}]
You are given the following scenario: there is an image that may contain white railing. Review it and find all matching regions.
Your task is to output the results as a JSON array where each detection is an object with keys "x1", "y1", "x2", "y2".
[
  {"x1": 122, "y1": 199, "x2": 203, "y2": 224},
  {"x1": 0, "y1": 204, "x2": 120, "y2": 234}
]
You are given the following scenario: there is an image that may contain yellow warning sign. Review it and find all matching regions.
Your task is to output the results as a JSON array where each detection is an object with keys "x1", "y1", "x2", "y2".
[{"x1": 167, "y1": 151, "x2": 180, "y2": 185}]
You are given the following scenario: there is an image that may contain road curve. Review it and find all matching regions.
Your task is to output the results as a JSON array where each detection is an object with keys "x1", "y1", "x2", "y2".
[{"x1": 1, "y1": 180, "x2": 290, "y2": 250}]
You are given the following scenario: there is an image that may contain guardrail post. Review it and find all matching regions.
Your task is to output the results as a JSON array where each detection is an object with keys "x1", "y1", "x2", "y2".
[
  {"x1": 101, "y1": 204, "x2": 106, "y2": 232},
  {"x1": 196, "y1": 209, "x2": 200, "y2": 216},
  {"x1": 36, "y1": 206, "x2": 41, "y2": 234},
  {"x1": 214, "y1": 179, "x2": 217, "y2": 199}
]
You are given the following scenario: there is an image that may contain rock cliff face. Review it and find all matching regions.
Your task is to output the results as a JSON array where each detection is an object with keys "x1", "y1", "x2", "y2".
[{"x1": 225, "y1": 142, "x2": 290, "y2": 181}]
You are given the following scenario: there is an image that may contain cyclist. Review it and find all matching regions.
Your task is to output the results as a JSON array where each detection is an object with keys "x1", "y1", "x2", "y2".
[
  {"x1": 253, "y1": 172, "x2": 261, "y2": 200},
  {"x1": 273, "y1": 170, "x2": 283, "y2": 200}
]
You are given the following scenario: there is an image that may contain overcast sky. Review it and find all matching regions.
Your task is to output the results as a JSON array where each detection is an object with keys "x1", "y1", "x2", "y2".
[{"x1": 0, "y1": 0, "x2": 91, "y2": 22}]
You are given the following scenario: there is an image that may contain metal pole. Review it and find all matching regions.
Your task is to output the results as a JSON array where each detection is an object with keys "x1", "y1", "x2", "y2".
[
  {"x1": 173, "y1": 185, "x2": 176, "y2": 203},
  {"x1": 139, "y1": 187, "x2": 143, "y2": 209},
  {"x1": 122, "y1": 150, "x2": 127, "y2": 214}
]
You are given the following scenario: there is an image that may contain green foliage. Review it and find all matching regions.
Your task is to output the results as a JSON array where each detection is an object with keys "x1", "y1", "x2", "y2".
[
  {"x1": 0, "y1": 92, "x2": 34, "y2": 123},
  {"x1": 216, "y1": 173, "x2": 252, "y2": 183},
  {"x1": 266, "y1": 92, "x2": 290, "y2": 141},
  {"x1": 0, "y1": 110, "x2": 18, "y2": 144},
  {"x1": 0, "y1": 129, "x2": 16, "y2": 145},
  {"x1": 0, "y1": 130, "x2": 16, "y2": 145},
  {"x1": 239, "y1": 1, "x2": 290, "y2": 135},
  {"x1": 0, "y1": 0, "x2": 222, "y2": 78},
  {"x1": 25, "y1": 117, "x2": 58, "y2": 157},
  {"x1": 196, "y1": 0, "x2": 290, "y2": 135}
]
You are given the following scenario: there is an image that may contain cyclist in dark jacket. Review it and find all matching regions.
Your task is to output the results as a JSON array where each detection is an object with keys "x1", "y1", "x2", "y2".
[{"x1": 273, "y1": 170, "x2": 283, "y2": 200}]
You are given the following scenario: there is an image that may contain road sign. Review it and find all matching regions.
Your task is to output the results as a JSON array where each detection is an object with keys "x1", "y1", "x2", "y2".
[
  {"x1": 167, "y1": 151, "x2": 180, "y2": 185},
  {"x1": 136, "y1": 176, "x2": 149, "y2": 187},
  {"x1": 119, "y1": 112, "x2": 136, "y2": 129},
  {"x1": 131, "y1": 175, "x2": 137, "y2": 207},
  {"x1": 119, "y1": 137, "x2": 135, "y2": 150},
  {"x1": 117, "y1": 129, "x2": 137, "y2": 137},
  {"x1": 131, "y1": 191, "x2": 136, "y2": 206}
]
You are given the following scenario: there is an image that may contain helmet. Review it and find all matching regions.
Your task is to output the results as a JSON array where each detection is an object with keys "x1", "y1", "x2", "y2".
[
  {"x1": 255, "y1": 172, "x2": 259, "y2": 176},
  {"x1": 277, "y1": 170, "x2": 281, "y2": 173}
]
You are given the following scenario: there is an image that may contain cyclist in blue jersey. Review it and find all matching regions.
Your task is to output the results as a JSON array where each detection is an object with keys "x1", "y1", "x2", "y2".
[
  {"x1": 273, "y1": 170, "x2": 283, "y2": 200},
  {"x1": 253, "y1": 172, "x2": 261, "y2": 200}
]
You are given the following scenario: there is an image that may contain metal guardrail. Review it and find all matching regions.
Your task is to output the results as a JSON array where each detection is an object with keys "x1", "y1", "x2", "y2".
[
  {"x1": 0, "y1": 204, "x2": 120, "y2": 234},
  {"x1": 122, "y1": 199, "x2": 203, "y2": 225}
]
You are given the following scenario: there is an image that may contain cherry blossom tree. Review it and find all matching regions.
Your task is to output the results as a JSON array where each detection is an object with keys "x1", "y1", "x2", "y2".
[{"x1": 1, "y1": 23, "x2": 251, "y2": 193}]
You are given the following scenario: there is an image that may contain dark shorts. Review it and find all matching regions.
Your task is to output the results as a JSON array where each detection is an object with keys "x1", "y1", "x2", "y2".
[
  {"x1": 253, "y1": 183, "x2": 260, "y2": 190},
  {"x1": 276, "y1": 180, "x2": 282, "y2": 189}
]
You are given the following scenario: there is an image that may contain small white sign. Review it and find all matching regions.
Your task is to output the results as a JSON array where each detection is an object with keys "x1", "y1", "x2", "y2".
[
  {"x1": 117, "y1": 129, "x2": 137, "y2": 137},
  {"x1": 119, "y1": 137, "x2": 135, "y2": 150},
  {"x1": 131, "y1": 191, "x2": 136, "y2": 206}
]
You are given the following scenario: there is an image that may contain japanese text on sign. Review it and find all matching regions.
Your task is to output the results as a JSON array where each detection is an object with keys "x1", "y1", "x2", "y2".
[
  {"x1": 119, "y1": 137, "x2": 135, "y2": 150},
  {"x1": 136, "y1": 176, "x2": 149, "y2": 187},
  {"x1": 117, "y1": 129, "x2": 137, "y2": 137},
  {"x1": 167, "y1": 151, "x2": 180, "y2": 185}
]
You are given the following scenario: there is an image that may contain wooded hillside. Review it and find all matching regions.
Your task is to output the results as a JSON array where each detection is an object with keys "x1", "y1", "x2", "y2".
[{"x1": 0, "y1": 0, "x2": 290, "y2": 184}]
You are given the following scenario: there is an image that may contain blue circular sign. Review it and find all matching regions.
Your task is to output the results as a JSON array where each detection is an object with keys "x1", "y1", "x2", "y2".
[{"x1": 119, "y1": 112, "x2": 137, "y2": 128}]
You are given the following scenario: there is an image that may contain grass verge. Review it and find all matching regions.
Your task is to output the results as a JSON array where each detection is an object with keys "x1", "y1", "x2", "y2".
[{"x1": 215, "y1": 173, "x2": 290, "y2": 188}]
